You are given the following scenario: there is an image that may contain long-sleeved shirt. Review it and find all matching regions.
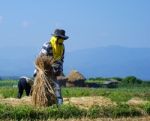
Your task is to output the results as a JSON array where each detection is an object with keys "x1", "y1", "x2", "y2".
[{"x1": 39, "y1": 41, "x2": 65, "y2": 73}]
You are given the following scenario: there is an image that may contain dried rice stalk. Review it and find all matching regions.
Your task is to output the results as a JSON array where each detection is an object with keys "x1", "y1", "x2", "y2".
[
  {"x1": 31, "y1": 55, "x2": 57, "y2": 107},
  {"x1": 67, "y1": 70, "x2": 86, "y2": 82}
]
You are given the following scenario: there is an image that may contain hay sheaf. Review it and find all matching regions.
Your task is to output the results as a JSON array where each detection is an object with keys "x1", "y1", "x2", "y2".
[
  {"x1": 31, "y1": 55, "x2": 57, "y2": 107},
  {"x1": 127, "y1": 97, "x2": 148, "y2": 106},
  {"x1": 0, "y1": 96, "x2": 116, "y2": 109},
  {"x1": 0, "y1": 96, "x2": 32, "y2": 106},
  {"x1": 64, "y1": 96, "x2": 116, "y2": 109},
  {"x1": 67, "y1": 70, "x2": 86, "y2": 82}
]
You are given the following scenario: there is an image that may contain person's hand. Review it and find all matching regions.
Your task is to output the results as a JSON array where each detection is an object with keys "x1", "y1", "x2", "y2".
[
  {"x1": 57, "y1": 76, "x2": 68, "y2": 81},
  {"x1": 51, "y1": 63, "x2": 59, "y2": 73}
]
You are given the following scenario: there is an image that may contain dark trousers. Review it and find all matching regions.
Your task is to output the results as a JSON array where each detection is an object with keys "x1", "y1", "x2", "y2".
[{"x1": 17, "y1": 78, "x2": 31, "y2": 98}]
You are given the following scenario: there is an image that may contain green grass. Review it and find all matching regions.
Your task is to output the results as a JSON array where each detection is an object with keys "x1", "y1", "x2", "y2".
[
  {"x1": 1, "y1": 80, "x2": 150, "y2": 120},
  {"x1": 62, "y1": 86, "x2": 150, "y2": 103},
  {"x1": 1, "y1": 85, "x2": 150, "y2": 103},
  {"x1": 0, "y1": 87, "x2": 17, "y2": 98},
  {"x1": 0, "y1": 80, "x2": 17, "y2": 87},
  {"x1": 85, "y1": 79, "x2": 104, "y2": 84},
  {"x1": 0, "y1": 103, "x2": 146, "y2": 120}
]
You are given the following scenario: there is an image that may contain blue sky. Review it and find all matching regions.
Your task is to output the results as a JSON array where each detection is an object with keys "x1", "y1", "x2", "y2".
[
  {"x1": 0, "y1": 0, "x2": 150, "y2": 77},
  {"x1": 0, "y1": 0, "x2": 150, "y2": 52}
]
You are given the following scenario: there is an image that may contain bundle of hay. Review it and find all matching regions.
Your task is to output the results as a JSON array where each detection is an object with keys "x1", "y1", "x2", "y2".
[
  {"x1": 127, "y1": 97, "x2": 148, "y2": 106},
  {"x1": 31, "y1": 55, "x2": 56, "y2": 107},
  {"x1": 66, "y1": 70, "x2": 86, "y2": 87}
]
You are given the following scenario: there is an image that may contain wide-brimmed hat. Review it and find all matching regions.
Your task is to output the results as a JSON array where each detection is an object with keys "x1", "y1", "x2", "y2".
[{"x1": 52, "y1": 29, "x2": 69, "y2": 40}]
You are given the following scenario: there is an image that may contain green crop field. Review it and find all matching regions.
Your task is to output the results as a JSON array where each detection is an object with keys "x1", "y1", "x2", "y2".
[{"x1": 0, "y1": 80, "x2": 150, "y2": 120}]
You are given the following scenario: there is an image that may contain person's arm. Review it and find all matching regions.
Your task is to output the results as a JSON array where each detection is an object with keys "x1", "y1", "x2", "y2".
[
  {"x1": 33, "y1": 42, "x2": 53, "y2": 77},
  {"x1": 39, "y1": 42, "x2": 53, "y2": 56}
]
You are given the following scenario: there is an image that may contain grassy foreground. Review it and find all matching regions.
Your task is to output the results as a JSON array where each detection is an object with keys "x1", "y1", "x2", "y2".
[
  {"x1": 1, "y1": 103, "x2": 150, "y2": 120},
  {"x1": 1, "y1": 86, "x2": 150, "y2": 103},
  {"x1": 1, "y1": 80, "x2": 150, "y2": 120}
]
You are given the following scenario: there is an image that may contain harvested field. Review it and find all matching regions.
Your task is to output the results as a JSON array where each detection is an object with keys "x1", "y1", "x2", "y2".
[
  {"x1": 0, "y1": 96, "x2": 32, "y2": 106},
  {"x1": 64, "y1": 96, "x2": 116, "y2": 109},
  {"x1": 1, "y1": 96, "x2": 148, "y2": 109},
  {"x1": 0, "y1": 96, "x2": 150, "y2": 120},
  {"x1": 127, "y1": 97, "x2": 148, "y2": 106},
  {"x1": 4, "y1": 116, "x2": 150, "y2": 121},
  {"x1": 0, "y1": 96, "x2": 115, "y2": 108},
  {"x1": 46, "y1": 116, "x2": 150, "y2": 121}
]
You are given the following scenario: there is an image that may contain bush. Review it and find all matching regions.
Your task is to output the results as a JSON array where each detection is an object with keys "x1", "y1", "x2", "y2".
[{"x1": 122, "y1": 76, "x2": 142, "y2": 85}]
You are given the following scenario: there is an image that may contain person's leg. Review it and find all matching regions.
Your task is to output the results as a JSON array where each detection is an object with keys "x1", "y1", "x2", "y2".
[
  {"x1": 25, "y1": 84, "x2": 31, "y2": 96},
  {"x1": 53, "y1": 80, "x2": 63, "y2": 105},
  {"x1": 17, "y1": 79, "x2": 24, "y2": 98}
]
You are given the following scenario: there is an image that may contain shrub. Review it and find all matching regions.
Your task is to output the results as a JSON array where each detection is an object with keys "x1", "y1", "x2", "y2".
[{"x1": 122, "y1": 76, "x2": 142, "y2": 85}]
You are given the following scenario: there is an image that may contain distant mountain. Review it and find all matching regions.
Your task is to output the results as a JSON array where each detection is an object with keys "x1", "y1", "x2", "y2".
[
  {"x1": 0, "y1": 46, "x2": 38, "y2": 77},
  {"x1": 0, "y1": 46, "x2": 150, "y2": 80},
  {"x1": 64, "y1": 46, "x2": 150, "y2": 80}
]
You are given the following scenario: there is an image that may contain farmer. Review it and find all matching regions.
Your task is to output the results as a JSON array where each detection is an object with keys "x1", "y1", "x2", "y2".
[
  {"x1": 34, "y1": 29, "x2": 69, "y2": 105},
  {"x1": 17, "y1": 76, "x2": 34, "y2": 98}
]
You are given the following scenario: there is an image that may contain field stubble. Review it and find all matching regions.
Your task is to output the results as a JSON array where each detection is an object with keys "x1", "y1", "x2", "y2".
[{"x1": 0, "y1": 96, "x2": 116, "y2": 109}]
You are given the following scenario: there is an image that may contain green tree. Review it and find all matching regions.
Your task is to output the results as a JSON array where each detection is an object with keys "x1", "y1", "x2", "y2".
[{"x1": 122, "y1": 76, "x2": 142, "y2": 85}]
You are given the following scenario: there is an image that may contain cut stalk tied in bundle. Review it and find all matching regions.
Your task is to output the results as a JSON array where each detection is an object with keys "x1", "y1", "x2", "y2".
[{"x1": 31, "y1": 55, "x2": 57, "y2": 107}]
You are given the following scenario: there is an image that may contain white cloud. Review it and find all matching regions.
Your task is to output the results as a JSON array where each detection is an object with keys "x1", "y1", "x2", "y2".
[
  {"x1": 0, "y1": 16, "x2": 4, "y2": 24},
  {"x1": 22, "y1": 21, "x2": 30, "y2": 28}
]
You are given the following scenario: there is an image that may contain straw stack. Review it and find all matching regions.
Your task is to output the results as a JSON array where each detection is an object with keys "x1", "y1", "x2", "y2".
[{"x1": 31, "y1": 55, "x2": 56, "y2": 107}]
